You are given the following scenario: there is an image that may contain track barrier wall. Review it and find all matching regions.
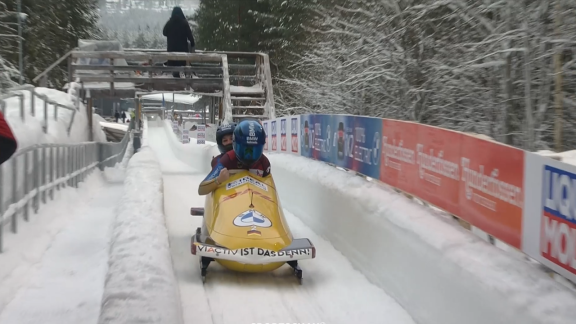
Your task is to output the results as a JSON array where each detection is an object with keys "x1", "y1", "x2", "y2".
[{"x1": 260, "y1": 114, "x2": 576, "y2": 285}]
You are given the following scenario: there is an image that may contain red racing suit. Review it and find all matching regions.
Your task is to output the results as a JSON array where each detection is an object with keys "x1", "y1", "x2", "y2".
[
  {"x1": 203, "y1": 150, "x2": 271, "y2": 183},
  {"x1": 0, "y1": 111, "x2": 17, "y2": 165}
]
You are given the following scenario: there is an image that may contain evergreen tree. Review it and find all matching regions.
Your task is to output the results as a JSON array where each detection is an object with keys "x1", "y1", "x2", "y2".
[{"x1": 1, "y1": 0, "x2": 100, "y2": 88}]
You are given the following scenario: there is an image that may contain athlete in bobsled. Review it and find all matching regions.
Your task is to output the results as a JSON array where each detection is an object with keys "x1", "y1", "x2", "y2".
[
  {"x1": 198, "y1": 119, "x2": 270, "y2": 195},
  {"x1": 211, "y1": 122, "x2": 237, "y2": 168},
  {"x1": 191, "y1": 119, "x2": 315, "y2": 284}
]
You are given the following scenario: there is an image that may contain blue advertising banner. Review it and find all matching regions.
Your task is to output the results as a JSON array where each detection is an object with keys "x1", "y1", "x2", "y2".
[
  {"x1": 300, "y1": 114, "x2": 314, "y2": 158},
  {"x1": 300, "y1": 114, "x2": 382, "y2": 179},
  {"x1": 350, "y1": 116, "x2": 382, "y2": 179},
  {"x1": 330, "y1": 114, "x2": 355, "y2": 168},
  {"x1": 311, "y1": 114, "x2": 333, "y2": 163}
]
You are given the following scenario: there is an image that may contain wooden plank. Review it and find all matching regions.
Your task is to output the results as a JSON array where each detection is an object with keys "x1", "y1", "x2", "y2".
[
  {"x1": 73, "y1": 64, "x2": 223, "y2": 74},
  {"x1": 75, "y1": 76, "x2": 223, "y2": 84},
  {"x1": 71, "y1": 51, "x2": 223, "y2": 62},
  {"x1": 230, "y1": 96, "x2": 266, "y2": 101},
  {"x1": 232, "y1": 106, "x2": 265, "y2": 109},
  {"x1": 233, "y1": 114, "x2": 267, "y2": 118}
]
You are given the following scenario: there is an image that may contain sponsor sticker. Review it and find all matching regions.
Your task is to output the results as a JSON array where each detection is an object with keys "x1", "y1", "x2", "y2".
[
  {"x1": 541, "y1": 165, "x2": 576, "y2": 275},
  {"x1": 246, "y1": 121, "x2": 258, "y2": 144},
  {"x1": 233, "y1": 210, "x2": 272, "y2": 228},
  {"x1": 226, "y1": 176, "x2": 268, "y2": 191},
  {"x1": 197, "y1": 245, "x2": 313, "y2": 258}
]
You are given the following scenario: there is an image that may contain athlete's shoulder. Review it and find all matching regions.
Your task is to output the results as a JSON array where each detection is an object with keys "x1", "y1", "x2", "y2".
[{"x1": 218, "y1": 150, "x2": 235, "y2": 166}]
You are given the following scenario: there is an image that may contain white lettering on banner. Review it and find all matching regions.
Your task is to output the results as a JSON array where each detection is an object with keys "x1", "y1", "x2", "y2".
[
  {"x1": 247, "y1": 122, "x2": 258, "y2": 144},
  {"x1": 541, "y1": 216, "x2": 576, "y2": 272},
  {"x1": 312, "y1": 122, "x2": 332, "y2": 153},
  {"x1": 544, "y1": 168, "x2": 576, "y2": 221},
  {"x1": 226, "y1": 176, "x2": 268, "y2": 191},
  {"x1": 352, "y1": 127, "x2": 379, "y2": 165},
  {"x1": 541, "y1": 166, "x2": 576, "y2": 274},
  {"x1": 382, "y1": 136, "x2": 415, "y2": 171},
  {"x1": 415, "y1": 144, "x2": 459, "y2": 186},
  {"x1": 198, "y1": 245, "x2": 312, "y2": 257},
  {"x1": 460, "y1": 158, "x2": 523, "y2": 208}
]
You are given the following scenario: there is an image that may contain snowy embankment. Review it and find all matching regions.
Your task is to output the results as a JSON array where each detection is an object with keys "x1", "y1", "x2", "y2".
[
  {"x1": 161, "y1": 119, "x2": 219, "y2": 174},
  {"x1": 97, "y1": 118, "x2": 182, "y2": 324},
  {"x1": 267, "y1": 153, "x2": 576, "y2": 324},
  {"x1": 2, "y1": 86, "x2": 107, "y2": 147},
  {"x1": 156, "y1": 117, "x2": 576, "y2": 324}
]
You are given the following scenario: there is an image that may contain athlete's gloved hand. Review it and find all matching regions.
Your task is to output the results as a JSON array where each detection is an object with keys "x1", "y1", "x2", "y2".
[{"x1": 217, "y1": 168, "x2": 229, "y2": 184}]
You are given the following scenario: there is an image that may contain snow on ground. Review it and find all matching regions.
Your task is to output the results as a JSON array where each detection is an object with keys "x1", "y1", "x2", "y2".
[
  {"x1": 0, "y1": 169, "x2": 123, "y2": 324},
  {"x1": 2, "y1": 86, "x2": 106, "y2": 149},
  {"x1": 142, "y1": 93, "x2": 201, "y2": 106},
  {"x1": 97, "y1": 136, "x2": 181, "y2": 324},
  {"x1": 268, "y1": 153, "x2": 576, "y2": 324},
  {"x1": 148, "y1": 120, "x2": 416, "y2": 324},
  {"x1": 536, "y1": 149, "x2": 576, "y2": 165},
  {"x1": 230, "y1": 84, "x2": 262, "y2": 94},
  {"x1": 99, "y1": 121, "x2": 129, "y2": 131}
]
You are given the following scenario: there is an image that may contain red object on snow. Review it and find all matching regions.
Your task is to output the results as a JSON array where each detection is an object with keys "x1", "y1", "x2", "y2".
[{"x1": 0, "y1": 111, "x2": 17, "y2": 165}]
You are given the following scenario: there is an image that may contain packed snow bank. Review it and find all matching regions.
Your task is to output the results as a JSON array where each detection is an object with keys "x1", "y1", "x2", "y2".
[
  {"x1": 267, "y1": 153, "x2": 576, "y2": 324},
  {"x1": 0, "y1": 171, "x2": 111, "y2": 314},
  {"x1": 100, "y1": 121, "x2": 128, "y2": 132},
  {"x1": 97, "y1": 146, "x2": 182, "y2": 324},
  {"x1": 154, "y1": 119, "x2": 219, "y2": 174},
  {"x1": 2, "y1": 87, "x2": 106, "y2": 149},
  {"x1": 535, "y1": 149, "x2": 576, "y2": 165},
  {"x1": 0, "y1": 172, "x2": 123, "y2": 324}
]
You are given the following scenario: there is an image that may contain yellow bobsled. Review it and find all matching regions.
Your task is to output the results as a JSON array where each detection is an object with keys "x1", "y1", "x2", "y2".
[{"x1": 190, "y1": 170, "x2": 315, "y2": 284}]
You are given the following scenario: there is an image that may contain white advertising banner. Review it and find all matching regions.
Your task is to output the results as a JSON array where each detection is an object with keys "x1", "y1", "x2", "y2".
[
  {"x1": 522, "y1": 152, "x2": 576, "y2": 283},
  {"x1": 197, "y1": 125, "x2": 206, "y2": 144}
]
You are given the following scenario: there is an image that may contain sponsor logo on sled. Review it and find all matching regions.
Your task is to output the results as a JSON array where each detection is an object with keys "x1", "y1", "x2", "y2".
[
  {"x1": 247, "y1": 225, "x2": 261, "y2": 236},
  {"x1": 233, "y1": 210, "x2": 272, "y2": 228},
  {"x1": 197, "y1": 245, "x2": 312, "y2": 258},
  {"x1": 226, "y1": 176, "x2": 268, "y2": 191},
  {"x1": 541, "y1": 165, "x2": 576, "y2": 275}
]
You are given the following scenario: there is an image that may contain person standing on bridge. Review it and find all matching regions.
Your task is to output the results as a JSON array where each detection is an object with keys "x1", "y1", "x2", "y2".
[
  {"x1": 0, "y1": 111, "x2": 17, "y2": 165},
  {"x1": 163, "y1": 6, "x2": 195, "y2": 78}
]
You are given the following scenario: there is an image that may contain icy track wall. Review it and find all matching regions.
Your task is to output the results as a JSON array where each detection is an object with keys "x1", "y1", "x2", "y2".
[
  {"x1": 158, "y1": 116, "x2": 576, "y2": 324},
  {"x1": 164, "y1": 116, "x2": 576, "y2": 324},
  {"x1": 98, "y1": 117, "x2": 183, "y2": 324},
  {"x1": 257, "y1": 115, "x2": 576, "y2": 287}
]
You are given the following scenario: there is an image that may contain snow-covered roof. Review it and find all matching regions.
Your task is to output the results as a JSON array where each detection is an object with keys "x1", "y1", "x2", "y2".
[{"x1": 142, "y1": 93, "x2": 201, "y2": 106}]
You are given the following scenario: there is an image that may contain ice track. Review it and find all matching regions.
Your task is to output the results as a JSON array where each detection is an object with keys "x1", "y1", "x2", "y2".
[{"x1": 147, "y1": 126, "x2": 416, "y2": 324}]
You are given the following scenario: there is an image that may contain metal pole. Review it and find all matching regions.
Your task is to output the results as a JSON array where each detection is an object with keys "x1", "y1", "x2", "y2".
[{"x1": 17, "y1": 0, "x2": 23, "y2": 84}]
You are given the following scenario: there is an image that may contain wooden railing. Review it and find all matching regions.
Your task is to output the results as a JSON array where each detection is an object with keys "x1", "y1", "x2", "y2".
[{"x1": 32, "y1": 47, "x2": 276, "y2": 122}]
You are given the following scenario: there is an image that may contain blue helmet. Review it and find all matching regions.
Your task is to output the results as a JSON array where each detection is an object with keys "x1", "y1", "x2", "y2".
[
  {"x1": 233, "y1": 120, "x2": 266, "y2": 166},
  {"x1": 216, "y1": 122, "x2": 237, "y2": 153}
]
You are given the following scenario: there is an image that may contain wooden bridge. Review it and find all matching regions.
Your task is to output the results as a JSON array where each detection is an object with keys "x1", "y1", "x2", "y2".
[{"x1": 33, "y1": 43, "x2": 276, "y2": 125}]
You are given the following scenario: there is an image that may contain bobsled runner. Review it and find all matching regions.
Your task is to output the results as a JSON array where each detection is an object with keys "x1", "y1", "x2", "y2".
[{"x1": 190, "y1": 170, "x2": 315, "y2": 284}]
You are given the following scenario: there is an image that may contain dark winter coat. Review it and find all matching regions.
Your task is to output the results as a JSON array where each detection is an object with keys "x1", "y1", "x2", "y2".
[
  {"x1": 0, "y1": 111, "x2": 17, "y2": 165},
  {"x1": 163, "y1": 6, "x2": 195, "y2": 66}
]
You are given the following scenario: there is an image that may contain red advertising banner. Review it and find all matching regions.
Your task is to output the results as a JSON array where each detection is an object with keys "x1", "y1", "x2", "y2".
[
  {"x1": 380, "y1": 120, "x2": 418, "y2": 194},
  {"x1": 413, "y1": 125, "x2": 462, "y2": 216},
  {"x1": 459, "y1": 137, "x2": 524, "y2": 249}
]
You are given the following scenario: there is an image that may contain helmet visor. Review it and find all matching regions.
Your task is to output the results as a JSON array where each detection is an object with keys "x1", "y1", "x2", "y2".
[{"x1": 235, "y1": 143, "x2": 263, "y2": 165}]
